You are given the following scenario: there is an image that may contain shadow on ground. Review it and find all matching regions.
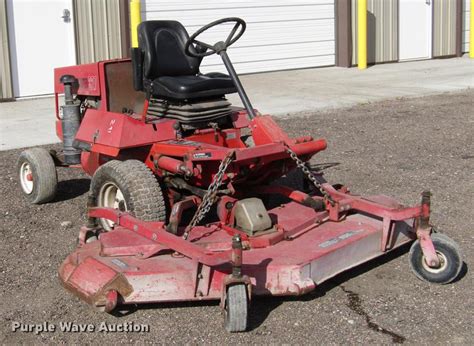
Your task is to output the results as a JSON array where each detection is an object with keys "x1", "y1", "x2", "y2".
[{"x1": 54, "y1": 178, "x2": 90, "y2": 202}]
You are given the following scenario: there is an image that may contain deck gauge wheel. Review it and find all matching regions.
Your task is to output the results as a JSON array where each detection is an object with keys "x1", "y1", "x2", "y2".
[
  {"x1": 408, "y1": 233, "x2": 463, "y2": 284},
  {"x1": 224, "y1": 284, "x2": 249, "y2": 332}
]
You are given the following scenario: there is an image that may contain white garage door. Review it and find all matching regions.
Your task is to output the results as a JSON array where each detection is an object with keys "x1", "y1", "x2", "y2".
[
  {"x1": 7, "y1": 0, "x2": 76, "y2": 97},
  {"x1": 463, "y1": 0, "x2": 470, "y2": 53},
  {"x1": 142, "y1": 0, "x2": 335, "y2": 74}
]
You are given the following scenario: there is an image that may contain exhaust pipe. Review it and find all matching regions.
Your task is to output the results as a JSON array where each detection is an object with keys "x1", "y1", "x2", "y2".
[{"x1": 60, "y1": 75, "x2": 81, "y2": 165}]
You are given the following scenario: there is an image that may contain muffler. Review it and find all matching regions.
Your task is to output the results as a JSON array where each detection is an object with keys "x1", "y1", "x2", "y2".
[{"x1": 60, "y1": 74, "x2": 81, "y2": 165}]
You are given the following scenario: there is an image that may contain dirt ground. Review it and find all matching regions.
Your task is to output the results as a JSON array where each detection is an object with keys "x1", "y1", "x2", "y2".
[{"x1": 0, "y1": 90, "x2": 473, "y2": 344}]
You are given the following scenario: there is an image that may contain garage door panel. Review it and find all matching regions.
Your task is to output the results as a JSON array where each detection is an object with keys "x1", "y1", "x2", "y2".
[
  {"x1": 203, "y1": 55, "x2": 335, "y2": 75},
  {"x1": 144, "y1": 6, "x2": 334, "y2": 26},
  {"x1": 183, "y1": 20, "x2": 335, "y2": 48},
  {"x1": 202, "y1": 43, "x2": 334, "y2": 74},
  {"x1": 203, "y1": 41, "x2": 335, "y2": 65},
  {"x1": 143, "y1": 0, "x2": 334, "y2": 12},
  {"x1": 142, "y1": 0, "x2": 335, "y2": 73}
]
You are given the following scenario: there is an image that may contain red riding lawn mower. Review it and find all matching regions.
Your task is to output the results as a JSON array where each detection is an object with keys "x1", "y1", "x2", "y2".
[{"x1": 18, "y1": 18, "x2": 463, "y2": 332}]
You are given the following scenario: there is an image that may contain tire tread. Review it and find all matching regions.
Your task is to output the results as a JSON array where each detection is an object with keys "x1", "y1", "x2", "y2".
[
  {"x1": 408, "y1": 233, "x2": 462, "y2": 285},
  {"x1": 90, "y1": 160, "x2": 166, "y2": 223},
  {"x1": 225, "y1": 284, "x2": 248, "y2": 332},
  {"x1": 17, "y1": 148, "x2": 57, "y2": 204}
]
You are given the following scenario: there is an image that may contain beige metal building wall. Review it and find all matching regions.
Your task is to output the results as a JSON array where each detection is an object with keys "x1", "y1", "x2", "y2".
[
  {"x1": 351, "y1": 0, "x2": 398, "y2": 65},
  {"x1": 433, "y1": 0, "x2": 457, "y2": 57},
  {"x1": 74, "y1": 0, "x2": 128, "y2": 64},
  {"x1": 0, "y1": 0, "x2": 13, "y2": 100},
  {"x1": 463, "y1": 0, "x2": 470, "y2": 52}
]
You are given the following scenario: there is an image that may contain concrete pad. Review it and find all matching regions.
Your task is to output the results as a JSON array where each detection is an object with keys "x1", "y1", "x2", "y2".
[
  {"x1": 1, "y1": 56, "x2": 473, "y2": 151},
  {"x1": 228, "y1": 55, "x2": 474, "y2": 115},
  {"x1": 0, "y1": 97, "x2": 59, "y2": 151}
]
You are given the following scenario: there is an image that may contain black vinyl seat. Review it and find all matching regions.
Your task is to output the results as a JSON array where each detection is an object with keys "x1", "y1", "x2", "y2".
[
  {"x1": 151, "y1": 73, "x2": 236, "y2": 100},
  {"x1": 135, "y1": 21, "x2": 237, "y2": 100}
]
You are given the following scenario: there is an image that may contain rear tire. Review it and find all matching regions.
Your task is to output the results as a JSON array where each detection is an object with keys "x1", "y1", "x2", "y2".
[
  {"x1": 224, "y1": 284, "x2": 249, "y2": 332},
  {"x1": 17, "y1": 148, "x2": 57, "y2": 204},
  {"x1": 409, "y1": 233, "x2": 462, "y2": 284},
  {"x1": 90, "y1": 160, "x2": 167, "y2": 230}
]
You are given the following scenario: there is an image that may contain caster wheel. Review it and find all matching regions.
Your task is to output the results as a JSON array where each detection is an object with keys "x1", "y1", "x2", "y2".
[
  {"x1": 409, "y1": 233, "x2": 463, "y2": 284},
  {"x1": 224, "y1": 284, "x2": 249, "y2": 332},
  {"x1": 17, "y1": 148, "x2": 58, "y2": 204}
]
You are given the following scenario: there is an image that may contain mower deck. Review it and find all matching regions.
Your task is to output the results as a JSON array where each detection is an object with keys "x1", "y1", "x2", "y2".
[{"x1": 60, "y1": 194, "x2": 414, "y2": 308}]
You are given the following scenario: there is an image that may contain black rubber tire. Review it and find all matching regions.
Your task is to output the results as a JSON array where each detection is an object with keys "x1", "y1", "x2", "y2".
[
  {"x1": 409, "y1": 233, "x2": 463, "y2": 284},
  {"x1": 17, "y1": 148, "x2": 57, "y2": 204},
  {"x1": 90, "y1": 160, "x2": 167, "y2": 230},
  {"x1": 224, "y1": 284, "x2": 249, "y2": 332}
]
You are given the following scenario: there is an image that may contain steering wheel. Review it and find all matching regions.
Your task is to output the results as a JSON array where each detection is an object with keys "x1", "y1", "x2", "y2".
[{"x1": 185, "y1": 17, "x2": 246, "y2": 58}]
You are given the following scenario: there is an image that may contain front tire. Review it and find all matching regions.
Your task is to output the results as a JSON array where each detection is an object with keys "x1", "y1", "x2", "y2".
[
  {"x1": 409, "y1": 233, "x2": 462, "y2": 284},
  {"x1": 90, "y1": 160, "x2": 167, "y2": 230},
  {"x1": 17, "y1": 148, "x2": 58, "y2": 204}
]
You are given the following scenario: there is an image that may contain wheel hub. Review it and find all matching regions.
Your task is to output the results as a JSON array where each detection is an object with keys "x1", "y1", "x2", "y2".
[
  {"x1": 98, "y1": 182, "x2": 128, "y2": 230},
  {"x1": 422, "y1": 251, "x2": 448, "y2": 273},
  {"x1": 20, "y1": 162, "x2": 34, "y2": 194}
]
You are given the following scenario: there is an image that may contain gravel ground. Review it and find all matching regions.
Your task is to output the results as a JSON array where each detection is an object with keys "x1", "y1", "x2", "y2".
[{"x1": 0, "y1": 90, "x2": 473, "y2": 344}]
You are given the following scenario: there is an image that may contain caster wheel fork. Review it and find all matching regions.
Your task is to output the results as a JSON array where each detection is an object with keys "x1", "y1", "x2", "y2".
[{"x1": 222, "y1": 234, "x2": 251, "y2": 332}]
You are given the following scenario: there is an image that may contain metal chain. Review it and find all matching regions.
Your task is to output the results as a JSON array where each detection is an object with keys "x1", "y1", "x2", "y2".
[
  {"x1": 183, "y1": 152, "x2": 235, "y2": 240},
  {"x1": 285, "y1": 146, "x2": 336, "y2": 206}
]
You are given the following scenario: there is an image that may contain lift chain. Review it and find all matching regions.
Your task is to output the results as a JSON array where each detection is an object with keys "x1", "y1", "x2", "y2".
[
  {"x1": 285, "y1": 145, "x2": 336, "y2": 207},
  {"x1": 183, "y1": 151, "x2": 235, "y2": 240}
]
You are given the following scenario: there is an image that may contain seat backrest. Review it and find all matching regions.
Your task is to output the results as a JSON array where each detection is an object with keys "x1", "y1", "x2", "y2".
[{"x1": 138, "y1": 21, "x2": 200, "y2": 79}]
